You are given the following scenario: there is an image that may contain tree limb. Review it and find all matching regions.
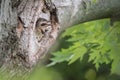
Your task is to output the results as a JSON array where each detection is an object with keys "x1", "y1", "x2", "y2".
[{"x1": 0, "y1": 0, "x2": 120, "y2": 70}]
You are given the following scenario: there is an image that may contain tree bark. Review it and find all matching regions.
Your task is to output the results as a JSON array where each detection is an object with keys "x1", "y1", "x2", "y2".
[
  {"x1": 0, "y1": 0, "x2": 120, "y2": 70},
  {"x1": 54, "y1": 0, "x2": 120, "y2": 32}
]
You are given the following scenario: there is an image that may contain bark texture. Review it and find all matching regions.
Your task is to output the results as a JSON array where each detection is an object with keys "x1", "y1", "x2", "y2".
[
  {"x1": 53, "y1": 0, "x2": 120, "y2": 31},
  {"x1": 0, "y1": 0, "x2": 60, "y2": 70},
  {"x1": 0, "y1": 0, "x2": 120, "y2": 71}
]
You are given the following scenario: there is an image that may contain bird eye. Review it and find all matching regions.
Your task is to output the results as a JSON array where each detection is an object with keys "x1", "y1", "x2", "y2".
[
  {"x1": 41, "y1": 23, "x2": 47, "y2": 26},
  {"x1": 45, "y1": 29, "x2": 48, "y2": 32}
]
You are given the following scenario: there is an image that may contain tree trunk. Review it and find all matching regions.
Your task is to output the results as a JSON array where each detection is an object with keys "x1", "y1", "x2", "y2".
[{"x1": 0, "y1": 0, "x2": 120, "y2": 70}]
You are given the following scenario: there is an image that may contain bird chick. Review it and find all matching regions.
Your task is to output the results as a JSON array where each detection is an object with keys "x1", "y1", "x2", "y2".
[{"x1": 35, "y1": 18, "x2": 52, "y2": 42}]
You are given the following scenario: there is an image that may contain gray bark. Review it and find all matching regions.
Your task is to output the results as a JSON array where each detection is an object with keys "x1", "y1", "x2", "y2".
[
  {"x1": 54, "y1": 0, "x2": 120, "y2": 32},
  {"x1": 0, "y1": 0, "x2": 120, "y2": 71}
]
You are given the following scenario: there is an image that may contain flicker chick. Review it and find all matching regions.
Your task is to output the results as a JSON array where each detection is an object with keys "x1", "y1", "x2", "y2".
[{"x1": 35, "y1": 18, "x2": 52, "y2": 42}]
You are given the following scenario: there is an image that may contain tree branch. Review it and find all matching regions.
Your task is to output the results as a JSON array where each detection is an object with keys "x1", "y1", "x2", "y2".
[
  {"x1": 0, "y1": 0, "x2": 120, "y2": 70},
  {"x1": 53, "y1": 0, "x2": 120, "y2": 32}
]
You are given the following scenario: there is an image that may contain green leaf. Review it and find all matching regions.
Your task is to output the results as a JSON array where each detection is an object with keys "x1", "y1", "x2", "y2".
[
  {"x1": 69, "y1": 46, "x2": 87, "y2": 64},
  {"x1": 49, "y1": 19, "x2": 120, "y2": 75},
  {"x1": 95, "y1": 63, "x2": 99, "y2": 70},
  {"x1": 88, "y1": 50, "x2": 99, "y2": 62},
  {"x1": 50, "y1": 50, "x2": 72, "y2": 64}
]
